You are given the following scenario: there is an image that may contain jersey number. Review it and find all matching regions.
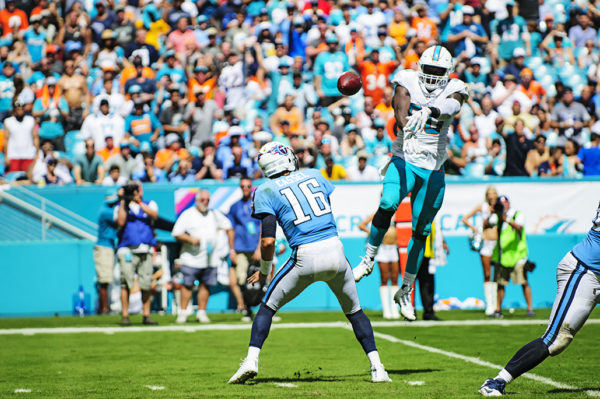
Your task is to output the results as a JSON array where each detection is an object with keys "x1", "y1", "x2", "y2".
[
  {"x1": 280, "y1": 178, "x2": 332, "y2": 225},
  {"x1": 409, "y1": 103, "x2": 443, "y2": 135}
]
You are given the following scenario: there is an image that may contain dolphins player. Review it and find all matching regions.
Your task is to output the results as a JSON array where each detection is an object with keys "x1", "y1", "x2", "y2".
[
  {"x1": 353, "y1": 45, "x2": 468, "y2": 320},
  {"x1": 479, "y1": 203, "x2": 600, "y2": 396},
  {"x1": 229, "y1": 142, "x2": 391, "y2": 384}
]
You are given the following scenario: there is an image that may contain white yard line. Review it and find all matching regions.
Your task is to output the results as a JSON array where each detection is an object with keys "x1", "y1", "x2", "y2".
[
  {"x1": 370, "y1": 329, "x2": 600, "y2": 398},
  {"x1": 2, "y1": 319, "x2": 600, "y2": 335}
]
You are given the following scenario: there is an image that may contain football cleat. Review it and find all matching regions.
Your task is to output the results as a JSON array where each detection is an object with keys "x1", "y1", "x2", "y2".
[
  {"x1": 196, "y1": 310, "x2": 210, "y2": 323},
  {"x1": 371, "y1": 364, "x2": 392, "y2": 383},
  {"x1": 394, "y1": 288, "x2": 416, "y2": 321},
  {"x1": 479, "y1": 378, "x2": 506, "y2": 396},
  {"x1": 228, "y1": 358, "x2": 259, "y2": 384},
  {"x1": 353, "y1": 256, "x2": 375, "y2": 282}
]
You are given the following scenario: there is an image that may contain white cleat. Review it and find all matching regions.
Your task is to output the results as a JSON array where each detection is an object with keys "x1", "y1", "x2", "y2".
[
  {"x1": 228, "y1": 358, "x2": 259, "y2": 384},
  {"x1": 196, "y1": 311, "x2": 211, "y2": 323},
  {"x1": 371, "y1": 364, "x2": 392, "y2": 383},
  {"x1": 394, "y1": 289, "x2": 416, "y2": 321},
  {"x1": 353, "y1": 256, "x2": 375, "y2": 282},
  {"x1": 175, "y1": 313, "x2": 188, "y2": 324}
]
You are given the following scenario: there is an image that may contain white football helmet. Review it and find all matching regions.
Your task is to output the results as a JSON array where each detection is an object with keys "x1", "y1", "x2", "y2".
[
  {"x1": 418, "y1": 45, "x2": 453, "y2": 93},
  {"x1": 257, "y1": 141, "x2": 298, "y2": 178}
]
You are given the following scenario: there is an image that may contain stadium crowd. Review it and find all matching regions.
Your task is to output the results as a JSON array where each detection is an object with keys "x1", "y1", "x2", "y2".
[{"x1": 1, "y1": 0, "x2": 600, "y2": 185}]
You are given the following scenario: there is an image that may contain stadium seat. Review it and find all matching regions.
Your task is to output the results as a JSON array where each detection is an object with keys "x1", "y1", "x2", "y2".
[
  {"x1": 525, "y1": 56, "x2": 543, "y2": 70},
  {"x1": 4, "y1": 171, "x2": 26, "y2": 182},
  {"x1": 545, "y1": 131, "x2": 559, "y2": 147}
]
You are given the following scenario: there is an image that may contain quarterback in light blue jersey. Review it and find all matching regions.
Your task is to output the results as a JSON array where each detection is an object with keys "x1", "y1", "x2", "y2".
[
  {"x1": 479, "y1": 202, "x2": 600, "y2": 396},
  {"x1": 229, "y1": 142, "x2": 391, "y2": 385}
]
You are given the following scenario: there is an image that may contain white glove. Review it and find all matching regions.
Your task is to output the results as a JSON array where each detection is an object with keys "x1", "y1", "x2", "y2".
[
  {"x1": 403, "y1": 127, "x2": 421, "y2": 154},
  {"x1": 405, "y1": 107, "x2": 432, "y2": 132}
]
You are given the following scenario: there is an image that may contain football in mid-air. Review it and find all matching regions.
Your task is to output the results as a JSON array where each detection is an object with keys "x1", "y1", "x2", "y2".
[{"x1": 337, "y1": 71, "x2": 362, "y2": 96}]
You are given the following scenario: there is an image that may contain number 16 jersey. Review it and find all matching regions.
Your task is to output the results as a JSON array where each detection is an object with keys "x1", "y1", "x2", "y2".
[
  {"x1": 252, "y1": 169, "x2": 338, "y2": 248},
  {"x1": 391, "y1": 69, "x2": 468, "y2": 170}
]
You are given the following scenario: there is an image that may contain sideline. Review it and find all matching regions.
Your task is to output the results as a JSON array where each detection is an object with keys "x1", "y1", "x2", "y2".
[{"x1": 2, "y1": 319, "x2": 600, "y2": 335}]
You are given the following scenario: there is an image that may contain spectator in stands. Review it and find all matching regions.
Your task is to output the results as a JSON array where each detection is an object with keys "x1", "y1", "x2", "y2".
[
  {"x1": 168, "y1": 158, "x2": 195, "y2": 183},
  {"x1": 541, "y1": 31, "x2": 575, "y2": 67},
  {"x1": 124, "y1": 28, "x2": 159, "y2": 67},
  {"x1": 498, "y1": 119, "x2": 534, "y2": 177},
  {"x1": 321, "y1": 155, "x2": 347, "y2": 180},
  {"x1": 124, "y1": 57, "x2": 157, "y2": 99},
  {"x1": 58, "y1": 59, "x2": 89, "y2": 132},
  {"x1": 227, "y1": 176, "x2": 261, "y2": 321},
  {"x1": 448, "y1": 6, "x2": 488, "y2": 58},
  {"x1": 550, "y1": 87, "x2": 592, "y2": 146},
  {"x1": 270, "y1": 94, "x2": 304, "y2": 137},
  {"x1": 492, "y1": 74, "x2": 532, "y2": 117},
  {"x1": 81, "y1": 98, "x2": 125, "y2": 150},
  {"x1": 124, "y1": 98, "x2": 163, "y2": 152},
  {"x1": 167, "y1": 16, "x2": 197, "y2": 54},
  {"x1": 32, "y1": 77, "x2": 69, "y2": 152},
  {"x1": 112, "y1": 5, "x2": 136, "y2": 48},
  {"x1": 40, "y1": 158, "x2": 65, "y2": 185},
  {"x1": 115, "y1": 181, "x2": 159, "y2": 325},
  {"x1": 105, "y1": 141, "x2": 137, "y2": 181},
  {"x1": 569, "y1": 12, "x2": 596, "y2": 48},
  {"x1": 156, "y1": 50, "x2": 186, "y2": 85},
  {"x1": 490, "y1": 1, "x2": 530, "y2": 62},
  {"x1": 218, "y1": 51, "x2": 245, "y2": 113},
  {"x1": 185, "y1": 85, "x2": 218, "y2": 148},
  {"x1": 347, "y1": 150, "x2": 380, "y2": 181},
  {"x1": 525, "y1": 135, "x2": 550, "y2": 176},
  {"x1": 224, "y1": 144, "x2": 252, "y2": 179},
  {"x1": 410, "y1": 4, "x2": 437, "y2": 44},
  {"x1": 278, "y1": 72, "x2": 316, "y2": 118},
  {"x1": 503, "y1": 100, "x2": 537, "y2": 137},
  {"x1": 340, "y1": 124, "x2": 365, "y2": 157},
  {"x1": 518, "y1": 68, "x2": 547, "y2": 110},
  {"x1": 4, "y1": 100, "x2": 38, "y2": 174},
  {"x1": 577, "y1": 133, "x2": 600, "y2": 176},
  {"x1": 155, "y1": 134, "x2": 190, "y2": 173},
  {"x1": 0, "y1": 62, "x2": 17, "y2": 120},
  {"x1": 102, "y1": 164, "x2": 127, "y2": 186},
  {"x1": 563, "y1": 139, "x2": 581, "y2": 178},
  {"x1": 0, "y1": 0, "x2": 28, "y2": 37},
  {"x1": 366, "y1": 118, "x2": 393, "y2": 157},
  {"x1": 172, "y1": 190, "x2": 235, "y2": 323},
  {"x1": 159, "y1": 84, "x2": 188, "y2": 138},
  {"x1": 74, "y1": 138, "x2": 105, "y2": 185},
  {"x1": 503, "y1": 49, "x2": 527, "y2": 82},
  {"x1": 132, "y1": 149, "x2": 166, "y2": 183},
  {"x1": 97, "y1": 135, "x2": 120, "y2": 163},
  {"x1": 32, "y1": 140, "x2": 73, "y2": 184},
  {"x1": 193, "y1": 140, "x2": 223, "y2": 180},
  {"x1": 94, "y1": 189, "x2": 119, "y2": 314},
  {"x1": 314, "y1": 34, "x2": 349, "y2": 106},
  {"x1": 576, "y1": 85, "x2": 598, "y2": 122}
]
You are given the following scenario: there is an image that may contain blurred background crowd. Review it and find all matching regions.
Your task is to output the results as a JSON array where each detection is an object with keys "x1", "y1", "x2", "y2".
[{"x1": 1, "y1": 0, "x2": 600, "y2": 186}]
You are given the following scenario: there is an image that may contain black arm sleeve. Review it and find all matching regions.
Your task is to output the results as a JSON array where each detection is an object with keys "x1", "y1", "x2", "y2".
[{"x1": 261, "y1": 214, "x2": 277, "y2": 238}]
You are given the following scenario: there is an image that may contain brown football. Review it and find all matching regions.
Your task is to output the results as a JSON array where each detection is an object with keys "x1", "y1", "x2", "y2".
[{"x1": 337, "y1": 71, "x2": 362, "y2": 96}]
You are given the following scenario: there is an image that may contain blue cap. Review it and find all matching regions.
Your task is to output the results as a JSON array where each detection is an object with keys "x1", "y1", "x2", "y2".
[
  {"x1": 373, "y1": 118, "x2": 385, "y2": 128},
  {"x1": 325, "y1": 34, "x2": 338, "y2": 44},
  {"x1": 128, "y1": 84, "x2": 142, "y2": 94},
  {"x1": 65, "y1": 40, "x2": 82, "y2": 53},
  {"x1": 194, "y1": 65, "x2": 209, "y2": 73},
  {"x1": 345, "y1": 123, "x2": 358, "y2": 132},
  {"x1": 120, "y1": 141, "x2": 131, "y2": 148},
  {"x1": 164, "y1": 49, "x2": 176, "y2": 58},
  {"x1": 197, "y1": 14, "x2": 208, "y2": 23}
]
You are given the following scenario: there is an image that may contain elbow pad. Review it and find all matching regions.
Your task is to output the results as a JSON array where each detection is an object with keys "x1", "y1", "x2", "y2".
[
  {"x1": 432, "y1": 97, "x2": 462, "y2": 121},
  {"x1": 261, "y1": 214, "x2": 277, "y2": 238}
]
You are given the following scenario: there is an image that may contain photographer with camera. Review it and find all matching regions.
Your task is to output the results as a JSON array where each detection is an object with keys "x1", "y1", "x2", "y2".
[
  {"x1": 114, "y1": 181, "x2": 159, "y2": 326},
  {"x1": 489, "y1": 195, "x2": 535, "y2": 318}
]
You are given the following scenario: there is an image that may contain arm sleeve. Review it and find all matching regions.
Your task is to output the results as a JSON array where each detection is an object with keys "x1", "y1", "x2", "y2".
[
  {"x1": 261, "y1": 213, "x2": 277, "y2": 238},
  {"x1": 251, "y1": 187, "x2": 276, "y2": 218}
]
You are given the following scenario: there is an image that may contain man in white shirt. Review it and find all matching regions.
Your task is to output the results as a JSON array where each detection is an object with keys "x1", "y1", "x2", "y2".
[
  {"x1": 347, "y1": 151, "x2": 381, "y2": 181},
  {"x1": 81, "y1": 98, "x2": 125, "y2": 150},
  {"x1": 4, "y1": 101, "x2": 38, "y2": 173},
  {"x1": 172, "y1": 190, "x2": 235, "y2": 323}
]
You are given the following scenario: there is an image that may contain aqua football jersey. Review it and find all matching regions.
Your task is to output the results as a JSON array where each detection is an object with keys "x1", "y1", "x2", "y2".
[
  {"x1": 572, "y1": 202, "x2": 600, "y2": 274},
  {"x1": 252, "y1": 168, "x2": 338, "y2": 248}
]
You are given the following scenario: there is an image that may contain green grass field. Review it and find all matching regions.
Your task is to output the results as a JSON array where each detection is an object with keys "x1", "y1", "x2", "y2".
[{"x1": 1, "y1": 309, "x2": 599, "y2": 398}]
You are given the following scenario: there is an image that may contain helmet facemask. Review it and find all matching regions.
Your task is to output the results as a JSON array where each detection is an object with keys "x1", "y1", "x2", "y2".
[{"x1": 418, "y1": 64, "x2": 449, "y2": 92}]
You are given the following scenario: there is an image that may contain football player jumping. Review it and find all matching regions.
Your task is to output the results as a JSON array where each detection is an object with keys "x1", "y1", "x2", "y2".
[{"x1": 353, "y1": 45, "x2": 468, "y2": 320}]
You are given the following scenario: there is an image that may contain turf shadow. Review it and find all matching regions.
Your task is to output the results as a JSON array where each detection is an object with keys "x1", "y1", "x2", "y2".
[
  {"x1": 250, "y1": 376, "x2": 344, "y2": 384},
  {"x1": 387, "y1": 368, "x2": 440, "y2": 375}
]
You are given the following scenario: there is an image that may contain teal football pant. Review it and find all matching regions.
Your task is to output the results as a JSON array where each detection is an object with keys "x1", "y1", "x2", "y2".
[{"x1": 368, "y1": 156, "x2": 445, "y2": 276}]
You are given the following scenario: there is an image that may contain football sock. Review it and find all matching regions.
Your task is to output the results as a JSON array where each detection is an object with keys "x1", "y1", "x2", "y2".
[
  {"x1": 503, "y1": 338, "x2": 549, "y2": 381},
  {"x1": 247, "y1": 346, "x2": 261, "y2": 362},
  {"x1": 405, "y1": 236, "x2": 426, "y2": 275},
  {"x1": 496, "y1": 369, "x2": 513, "y2": 384},
  {"x1": 346, "y1": 309, "x2": 377, "y2": 354},
  {"x1": 248, "y1": 303, "x2": 276, "y2": 349},
  {"x1": 368, "y1": 207, "x2": 395, "y2": 248},
  {"x1": 367, "y1": 351, "x2": 382, "y2": 367},
  {"x1": 366, "y1": 243, "x2": 378, "y2": 260}
]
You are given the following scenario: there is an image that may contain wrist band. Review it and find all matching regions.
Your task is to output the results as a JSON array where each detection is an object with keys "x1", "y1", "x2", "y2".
[{"x1": 260, "y1": 259, "x2": 272, "y2": 275}]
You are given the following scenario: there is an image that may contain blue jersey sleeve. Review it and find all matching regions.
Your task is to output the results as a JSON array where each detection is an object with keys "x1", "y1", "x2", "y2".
[{"x1": 252, "y1": 185, "x2": 276, "y2": 218}]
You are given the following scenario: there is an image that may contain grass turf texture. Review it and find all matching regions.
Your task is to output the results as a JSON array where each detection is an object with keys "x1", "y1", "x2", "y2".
[{"x1": 1, "y1": 310, "x2": 599, "y2": 398}]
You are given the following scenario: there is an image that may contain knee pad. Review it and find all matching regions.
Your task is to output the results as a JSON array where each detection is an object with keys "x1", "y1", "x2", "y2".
[
  {"x1": 373, "y1": 207, "x2": 395, "y2": 230},
  {"x1": 548, "y1": 324, "x2": 574, "y2": 356}
]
